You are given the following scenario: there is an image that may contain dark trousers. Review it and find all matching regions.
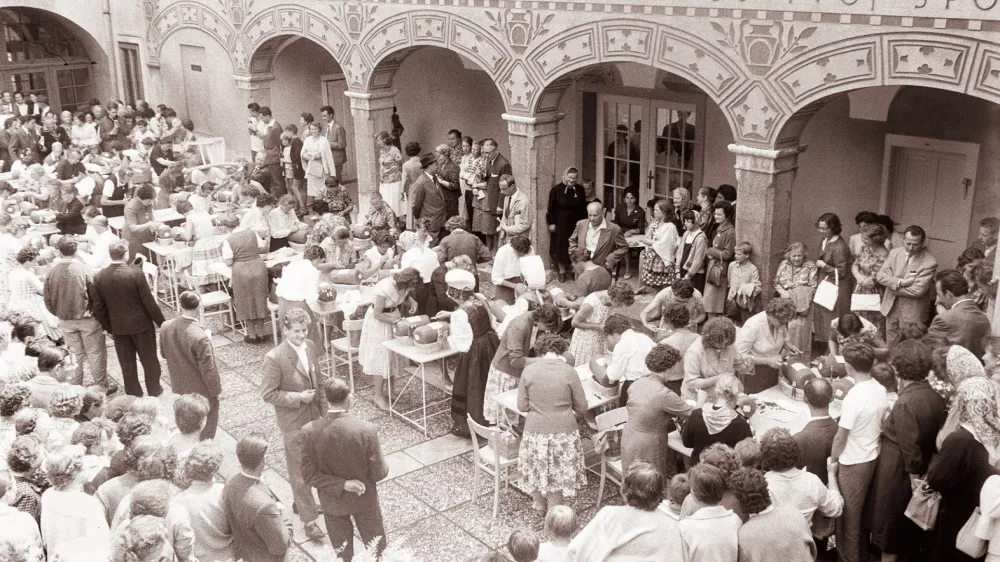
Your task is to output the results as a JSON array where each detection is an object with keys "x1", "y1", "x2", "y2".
[
  {"x1": 113, "y1": 330, "x2": 162, "y2": 397},
  {"x1": 200, "y1": 396, "x2": 220, "y2": 439},
  {"x1": 267, "y1": 162, "x2": 287, "y2": 198},
  {"x1": 324, "y1": 507, "x2": 386, "y2": 562}
]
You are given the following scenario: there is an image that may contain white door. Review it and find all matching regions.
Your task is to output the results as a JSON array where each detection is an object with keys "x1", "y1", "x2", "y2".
[
  {"x1": 322, "y1": 75, "x2": 356, "y2": 184},
  {"x1": 882, "y1": 135, "x2": 979, "y2": 268},
  {"x1": 595, "y1": 95, "x2": 701, "y2": 212},
  {"x1": 180, "y1": 45, "x2": 209, "y2": 134}
]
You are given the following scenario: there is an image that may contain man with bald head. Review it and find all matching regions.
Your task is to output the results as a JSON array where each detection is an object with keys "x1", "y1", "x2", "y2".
[
  {"x1": 568, "y1": 201, "x2": 628, "y2": 273},
  {"x1": 794, "y1": 377, "x2": 838, "y2": 485}
]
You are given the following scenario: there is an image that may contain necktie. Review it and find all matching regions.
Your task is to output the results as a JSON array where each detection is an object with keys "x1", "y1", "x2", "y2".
[{"x1": 504, "y1": 196, "x2": 511, "y2": 221}]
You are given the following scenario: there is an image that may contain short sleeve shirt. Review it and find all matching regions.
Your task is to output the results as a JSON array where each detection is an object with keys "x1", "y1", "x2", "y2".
[{"x1": 838, "y1": 378, "x2": 889, "y2": 465}]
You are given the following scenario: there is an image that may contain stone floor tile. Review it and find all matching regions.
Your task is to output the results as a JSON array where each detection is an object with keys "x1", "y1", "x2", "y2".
[
  {"x1": 213, "y1": 341, "x2": 272, "y2": 368},
  {"x1": 391, "y1": 514, "x2": 491, "y2": 562},
  {"x1": 217, "y1": 368, "x2": 262, "y2": 396},
  {"x1": 394, "y1": 456, "x2": 491, "y2": 511},
  {"x1": 383, "y1": 451, "x2": 425, "y2": 481},
  {"x1": 378, "y1": 481, "x2": 436, "y2": 532},
  {"x1": 218, "y1": 391, "x2": 277, "y2": 431},
  {"x1": 225, "y1": 360, "x2": 266, "y2": 385},
  {"x1": 374, "y1": 417, "x2": 427, "y2": 454},
  {"x1": 403, "y1": 433, "x2": 473, "y2": 465},
  {"x1": 443, "y1": 486, "x2": 544, "y2": 550}
]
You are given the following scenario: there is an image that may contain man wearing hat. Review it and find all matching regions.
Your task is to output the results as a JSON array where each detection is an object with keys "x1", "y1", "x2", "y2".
[{"x1": 410, "y1": 153, "x2": 447, "y2": 244}]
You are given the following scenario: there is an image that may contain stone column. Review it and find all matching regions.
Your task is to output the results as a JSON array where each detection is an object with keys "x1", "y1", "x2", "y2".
[
  {"x1": 346, "y1": 90, "x2": 396, "y2": 220},
  {"x1": 504, "y1": 112, "x2": 564, "y2": 268},
  {"x1": 729, "y1": 143, "x2": 806, "y2": 299}
]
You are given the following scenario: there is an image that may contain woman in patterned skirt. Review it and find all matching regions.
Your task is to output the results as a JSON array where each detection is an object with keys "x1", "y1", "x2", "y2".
[
  {"x1": 7, "y1": 247, "x2": 61, "y2": 342},
  {"x1": 568, "y1": 282, "x2": 635, "y2": 367},
  {"x1": 359, "y1": 268, "x2": 422, "y2": 410},
  {"x1": 222, "y1": 227, "x2": 269, "y2": 343},
  {"x1": 851, "y1": 223, "x2": 889, "y2": 338},
  {"x1": 636, "y1": 199, "x2": 679, "y2": 295},
  {"x1": 517, "y1": 333, "x2": 588, "y2": 515}
]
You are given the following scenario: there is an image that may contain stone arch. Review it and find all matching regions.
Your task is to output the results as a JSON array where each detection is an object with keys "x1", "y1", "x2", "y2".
[
  {"x1": 356, "y1": 11, "x2": 509, "y2": 94},
  {"x1": 148, "y1": 2, "x2": 239, "y2": 70},
  {"x1": 771, "y1": 31, "x2": 1000, "y2": 145},
  {"x1": 241, "y1": 5, "x2": 350, "y2": 74},
  {"x1": 526, "y1": 19, "x2": 748, "y2": 136}
]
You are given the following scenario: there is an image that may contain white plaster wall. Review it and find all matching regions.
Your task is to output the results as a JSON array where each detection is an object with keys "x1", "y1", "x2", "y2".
[{"x1": 269, "y1": 38, "x2": 342, "y2": 132}]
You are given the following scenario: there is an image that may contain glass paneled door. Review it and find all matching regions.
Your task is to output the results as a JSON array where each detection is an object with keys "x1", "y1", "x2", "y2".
[{"x1": 596, "y1": 95, "x2": 700, "y2": 212}]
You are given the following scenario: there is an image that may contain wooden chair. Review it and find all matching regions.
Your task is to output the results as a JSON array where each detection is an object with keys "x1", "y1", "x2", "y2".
[
  {"x1": 593, "y1": 407, "x2": 629, "y2": 507},
  {"x1": 183, "y1": 272, "x2": 237, "y2": 333},
  {"x1": 467, "y1": 415, "x2": 519, "y2": 520},
  {"x1": 268, "y1": 300, "x2": 280, "y2": 341},
  {"x1": 330, "y1": 318, "x2": 363, "y2": 392}
]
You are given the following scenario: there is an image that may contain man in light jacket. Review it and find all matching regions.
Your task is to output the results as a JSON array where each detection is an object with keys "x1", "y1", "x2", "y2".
[{"x1": 875, "y1": 225, "x2": 937, "y2": 345}]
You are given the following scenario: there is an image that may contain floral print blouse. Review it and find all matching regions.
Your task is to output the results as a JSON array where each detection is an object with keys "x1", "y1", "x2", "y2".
[
  {"x1": 366, "y1": 204, "x2": 397, "y2": 232},
  {"x1": 379, "y1": 146, "x2": 403, "y2": 183},
  {"x1": 774, "y1": 260, "x2": 818, "y2": 291}
]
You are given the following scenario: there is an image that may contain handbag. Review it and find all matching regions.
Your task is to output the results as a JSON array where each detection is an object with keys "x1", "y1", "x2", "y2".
[
  {"x1": 957, "y1": 507, "x2": 988, "y2": 557},
  {"x1": 706, "y1": 259, "x2": 724, "y2": 286},
  {"x1": 904, "y1": 481, "x2": 941, "y2": 531},
  {"x1": 813, "y1": 269, "x2": 839, "y2": 312},
  {"x1": 850, "y1": 293, "x2": 881, "y2": 312}
]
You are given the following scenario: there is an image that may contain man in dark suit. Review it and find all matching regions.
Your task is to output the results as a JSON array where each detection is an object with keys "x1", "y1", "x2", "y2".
[
  {"x1": 8, "y1": 117, "x2": 38, "y2": 163},
  {"x1": 410, "y1": 153, "x2": 447, "y2": 243},
  {"x1": 568, "y1": 201, "x2": 629, "y2": 272},
  {"x1": 794, "y1": 378, "x2": 839, "y2": 484},
  {"x1": 928, "y1": 269, "x2": 992, "y2": 357},
  {"x1": 159, "y1": 291, "x2": 221, "y2": 439},
  {"x1": 223, "y1": 432, "x2": 293, "y2": 562},
  {"x1": 260, "y1": 308, "x2": 327, "y2": 540},
  {"x1": 481, "y1": 138, "x2": 511, "y2": 251},
  {"x1": 93, "y1": 240, "x2": 165, "y2": 397},
  {"x1": 302, "y1": 377, "x2": 389, "y2": 562}
]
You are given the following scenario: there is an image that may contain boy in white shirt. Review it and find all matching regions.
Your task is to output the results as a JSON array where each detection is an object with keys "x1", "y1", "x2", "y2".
[
  {"x1": 602, "y1": 313, "x2": 655, "y2": 406},
  {"x1": 830, "y1": 342, "x2": 888, "y2": 562}
]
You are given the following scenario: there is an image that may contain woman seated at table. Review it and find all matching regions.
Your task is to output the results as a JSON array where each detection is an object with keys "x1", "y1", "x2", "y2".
[
  {"x1": 568, "y1": 282, "x2": 635, "y2": 367},
  {"x1": 359, "y1": 267, "x2": 422, "y2": 410},
  {"x1": 398, "y1": 218, "x2": 433, "y2": 252},
  {"x1": 239, "y1": 192, "x2": 274, "y2": 244},
  {"x1": 734, "y1": 298, "x2": 801, "y2": 394},
  {"x1": 317, "y1": 225, "x2": 356, "y2": 272},
  {"x1": 268, "y1": 194, "x2": 309, "y2": 251},
  {"x1": 551, "y1": 248, "x2": 613, "y2": 313},
  {"x1": 319, "y1": 176, "x2": 354, "y2": 221},
  {"x1": 517, "y1": 333, "x2": 587, "y2": 515},
  {"x1": 435, "y1": 269, "x2": 500, "y2": 436},
  {"x1": 828, "y1": 312, "x2": 887, "y2": 357},
  {"x1": 621, "y1": 343, "x2": 693, "y2": 480},
  {"x1": 222, "y1": 224, "x2": 269, "y2": 344},
  {"x1": 357, "y1": 231, "x2": 398, "y2": 283},
  {"x1": 640, "y1": 278, "x2": 706, "y2": 336},
  {"x1": 176, "y1": 199, "x2": 214, "y2": 243},
  {"x1": 186, "y1": 181, "x2": 213, "y2": 214},
  {"x1": 681, "y1": 374, "x2": 753, "y2": 463},
  {"x1": 364, "y1": 191, "x2": 398, "y2": 236},
  {"x1": 681, "y1": 317, "x2": 738, "y2": 402}
]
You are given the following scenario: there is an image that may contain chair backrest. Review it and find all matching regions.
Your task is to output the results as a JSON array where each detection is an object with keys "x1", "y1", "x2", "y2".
[
  {"x1": 596, "y1": 407, "x2": 629, "y2": 431},
  {"x1": 183, "y1": 271, "x2": 199, "y2": 292},
  {"x1": 467, "y1": 415, "x2": 502, "y2": 466}
]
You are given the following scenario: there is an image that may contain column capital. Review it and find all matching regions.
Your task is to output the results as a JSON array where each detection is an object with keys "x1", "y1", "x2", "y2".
[
  {"x1": 233, "y1": 74, "x2": 275, "y2": 90},
  {"x1": 728, "y1": 143, "x2": 807, "y2": 175},
  {"x1": 345, "y1": 90, "x2": 397, "y2": 112},
  {"x1": 503, "y1": 112, "x2": 565, "y2": 138}
]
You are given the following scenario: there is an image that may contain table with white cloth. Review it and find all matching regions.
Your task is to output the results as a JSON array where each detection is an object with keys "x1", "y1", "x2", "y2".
[
  {"x1": 308, "y1": 284, "x2": 376, "y2": 379},
  {"x1": 109, "y1": 208, "x2": 185, "y2": 234},
  {"x1": 142, "y1": 240, "x2": 193, "y2": 311},
  {"x1": 381, "y1": 337, "x2": 461, "y2": 437},
  {"x1": 667, "y1": 385, "x2": 844, "y2": 457},
  {"x1": 492, "y1": 363, "x2": 621, "y2": 429}
]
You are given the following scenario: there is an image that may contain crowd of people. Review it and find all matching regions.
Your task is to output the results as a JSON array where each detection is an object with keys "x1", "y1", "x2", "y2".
[{"x1": 0, "y1": 86, "x2": 997, "y2": 562}]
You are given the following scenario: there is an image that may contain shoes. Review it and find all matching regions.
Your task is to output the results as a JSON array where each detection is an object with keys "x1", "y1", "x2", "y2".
[
  {"x1": 558, "y1": 272, "x2": 566, "y2": 283},
  {"x1": 105, "y1": 380, "x2": 121, "y2": 395},
  {"x1": 450, "y1": 425, "x2": 471, "y2": 438},
  {"x1": 304, "y1": 520, "x2": 325, "y2": 541}
]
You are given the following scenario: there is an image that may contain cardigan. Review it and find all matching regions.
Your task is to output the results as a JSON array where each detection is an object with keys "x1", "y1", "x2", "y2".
[
  {"x1": 737, "y1": 505, "x2": 817, "y2": 562},
  {"x1": 518, "y1": 358, "x2": 587, "y2": 434},
  {"x1": 679, "y1": 505, "x2": 741, "y2": 562}
]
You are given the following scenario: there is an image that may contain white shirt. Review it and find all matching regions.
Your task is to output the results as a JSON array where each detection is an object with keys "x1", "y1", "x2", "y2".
[
  {"x1": 765, "y1": 468, "x2": 844, "y2": 523},
  {"x1": 585, "y1": 219, "x2": 608, "y2": 255},
  {"x1": 40, "y1": 488, "x2": 110, "y2": 556},
  {"x1": 400, "y1": 246, "x2": 437, "y2": 283},
  {"x1": 491, "y1": 243, "x2": 522, "y2": 285},
  {"x1": 289, "y1": 340, "x2": 309, "y2": 373},
  {"x1": 274, "y1": 259, "x2": 320, "y2": 302},
  {"x1": 239, "y1": 207, "x2": 270, "y2": 239},
  {"x1": 363, "y1": 245, "x2": 394, "y2": 272},
  {"x1": 268, "y1": 207, "x2": 305, "y2": 239},
  {"x1": 838, "y1": 378, "x2": 889, "y2": 465},
  {"x1": 447, "y1": 308, "x2": 473, "y2": 352},
  {"x1": 248, "y1": 116, "x2": 265, "y2": 152},
  {"x1": 0, "y1": 504, "x2": 43, "y2": 562},
  {"x1": 735, "y1": 311, "x2": 787, "y2": 361},
  {"x1": 84, "y1": 229, "x2": 120, "y2": 270},
  {"x1": 606, "y1": 329, "x2": 655, "y2": 383}
]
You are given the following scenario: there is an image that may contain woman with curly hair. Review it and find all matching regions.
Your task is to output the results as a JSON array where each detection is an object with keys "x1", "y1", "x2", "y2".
[
  {"x1": 681, "y1": 316, "x2": 738, "y2": 402},
  {"x1": 517, "y1": 333, "x2": 587, "y2": 515},
  {"x1": 568, "y1": 281, "x2": 635, "y2": 367},
  {"x1": 45, "y1": 386, "x2": 83, "y2": 450},
  {"x1": 360, "y1": 267, "x2": 422, "y2": 410},
  {"x1": 730, "y1": 468, "x2": 817, "y2": 562},
  {"x1": 774, "y1": 241, "x2": 818, "y2": 358},
  {"x1": 172, "y1": 441, "x2": 234, "y2": 562},
  {"x1": 926, "y1": 377, "x2": 1000, "y2": 562},
  {"x1": 7, "y1": 247, "x2": 60, "y2": 342},
  {"x1": 95, "y1": 423, "x2": 156, "y2": 523},
  {"x1": 621, "y1": 342, "x2": 692, "y2": 480},
  {"x1": 678, "y1": 463, "x2": 742, "y2": 560},
  {"x1": 682, "y1": 374, "x2": 752, "y2": 463},
  {"x1": 735, "y1": 298, "x2": 801, "y2": 393},
  {"x1": 852, "y1": 223, "x2": 890, "y2": 338},
  {"x1": 112, "y1": 478, "x2": 194, "y2": 562},
  {"x1": 72, "y1": 420, "x2": 115, "y2": 493},
  {"x1": 109, "y1": 514, "x2": 173, "y2": 562},
  {"x1": 0, "y1": 384, "x2": 30, "y2": 452},
  {"x1": 40, "y1": 445, "x2": 111, "y2": 559},
  {"x1": 868, "y1": 340, "x2": 945, "y2": 561},
  {"x1": 828, "y1": 311, "x2": 887, "y2": 357},
  {"x1": 761, "y1": 428, "x2": 842, "y2": 530},
  {"x1": 567, "y1": 462, "x2": 680, "y2": 560}
]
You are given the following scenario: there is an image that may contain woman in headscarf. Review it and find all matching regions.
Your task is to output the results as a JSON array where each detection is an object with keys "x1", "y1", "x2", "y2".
[
  {"x1": 925, "y1": 377, "x2": 1000, "y2": 562},
  {"x1": 546, "y1": 167, "x2": 586, "y2": 283},
  {"x1": 934, "y1": 345, "x2": 988, "y2": 449}
]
